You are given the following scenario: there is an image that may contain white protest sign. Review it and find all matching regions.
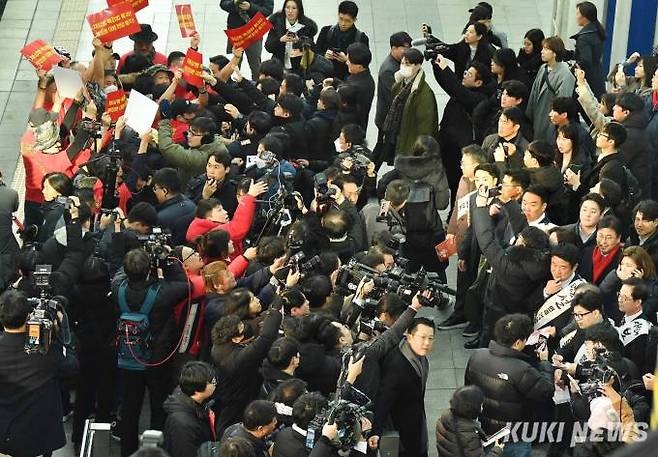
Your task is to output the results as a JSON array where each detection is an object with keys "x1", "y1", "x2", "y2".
[
  {"x1": 51, "y1": 66, "x2": 84, "y2": 99},
  {"x1": 125, "y1": 90, "x2": 159, "y2": 135}
]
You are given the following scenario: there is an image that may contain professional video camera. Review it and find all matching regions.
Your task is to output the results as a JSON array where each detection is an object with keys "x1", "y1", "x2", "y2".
[
  {"x1": 578, "y1": 349, "x2": 620, "y2": 399},
  {"x1": 24, "y1": 265, "x2": 66, "y2": 355},
  {"x1": 307, "y1": 343, "x2": 372, "y2": 451},
  {"x1": 338, "y1": 147, "x2": 373, "y2": 176},
  {"x1": 336, "y1": 260, "x2": 453, "y2": 306},
  {"x1": 314, "y1": 172, "x2": 337, "y2": 208},
  {"x1": 78, "y1": 118, "x2": 104, "y2": 140},
  {"x1": 288, "y1": 251, "x2": 323, "y2": 277},
  {"x1": 412, "y1": 24, "x2": 450, "y2": 61},
  {"x1": 137, "y1": 227, "x2": 173, "y2": 269},
  {"x1": 375, "y1": 200, "x2": 405, "y2": 237}
]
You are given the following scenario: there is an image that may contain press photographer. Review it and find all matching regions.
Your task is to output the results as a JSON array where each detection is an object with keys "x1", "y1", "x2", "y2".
[
  {"x1": 0, "y1": 289, "x2": 72, "y2": 457},
  {"x1": 111, "y1": 248, "x2": 190, "y2": 457}
]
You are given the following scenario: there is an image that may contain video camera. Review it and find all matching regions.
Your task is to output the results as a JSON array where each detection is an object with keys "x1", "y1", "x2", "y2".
[
  {"x1": 288, "y1": 251, "x2": 322, "y2": 276},
  {"x1": 412, "y1": 24, "x2": 450, "y2": 61},
  {"x1": 578, "y1": 349, "x2": 619, "y2": 399},
  {"x1": 314, "y1": 172, "x2": 337, "y2": 207},
  {"x1": 335, "y1": 259, "x2": 454, "y2": 308},
  {"x1": 137, "y1": 227, "x2": 173, "y2": 270},
  {"x1": 307, "y1": 343, "x2": 372, "y2": 451},
  {"x1": 24, "y1": 265, "x2": 66, "y2": 355}
]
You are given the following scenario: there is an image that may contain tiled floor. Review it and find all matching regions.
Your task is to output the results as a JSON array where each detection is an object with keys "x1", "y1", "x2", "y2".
[{"x1": 0, "y1": 1, "x2": 554, "y2": 456}]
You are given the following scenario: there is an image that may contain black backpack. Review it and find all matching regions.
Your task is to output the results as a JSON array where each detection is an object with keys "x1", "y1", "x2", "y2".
[
  {"x1": 405, "y1": 179, "x2": 441, "y2": 232},
  {"x1": 621, "y1": 164, "x2": 641, "y2": 210}
]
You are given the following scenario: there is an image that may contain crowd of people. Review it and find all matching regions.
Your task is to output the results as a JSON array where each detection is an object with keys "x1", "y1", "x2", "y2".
[{"x1": 1, "y1": 0, "x2": 658, "y2": 456}]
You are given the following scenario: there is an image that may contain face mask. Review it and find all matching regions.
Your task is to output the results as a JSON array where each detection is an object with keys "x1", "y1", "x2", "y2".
[
  {"x1": 104, "y1": 85, "x2": 118, "y2": 94},
  {"x1": 254, "y1": 156, "x2": 268, "y2": 169},
  {"x1": 334, "y1": 138, "x2": 345, "y2": 153},
  {"x1": 399, "y1": 65, "x2": 414, "y2": 79}
]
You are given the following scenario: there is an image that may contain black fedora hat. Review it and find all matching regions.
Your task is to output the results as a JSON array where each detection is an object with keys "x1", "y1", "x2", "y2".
[{"x1": 129, "y1": 24, "x2": 158, "y2": 42}]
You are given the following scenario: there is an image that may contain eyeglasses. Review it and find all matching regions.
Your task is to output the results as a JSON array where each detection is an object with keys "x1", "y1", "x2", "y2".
[
  {"x1": 183, "y1": 250, "x2": 201, "y2": 263},
  {"x1": 617, "y1": 292, "x2": 633, "y2": 303},
  {"x1": 597, "y1": 132, "x2": 610, "y2": 139},
  {"x1": 572, "y1": 310, "x2": 593, "y2": 320},
  {"x1": 187, "y1": 129, "x2": 203, "y2": 137}
]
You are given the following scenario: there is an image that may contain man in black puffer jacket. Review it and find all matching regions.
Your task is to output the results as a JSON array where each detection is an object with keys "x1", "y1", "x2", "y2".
[
  {"x1": 163, "y1": 362, "x2": 217, "y2": 457},
  {"x1": 465, "y1": 314, "x2": 554, "y2": 447},
  {"x1": 471, "y1": 197, "x2": 550, "y2": 347}
]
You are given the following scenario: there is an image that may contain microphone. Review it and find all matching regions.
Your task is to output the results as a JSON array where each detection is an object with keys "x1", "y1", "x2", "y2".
[{"x1": 411, "y1": 37, "x2": 430, "y2": 47}]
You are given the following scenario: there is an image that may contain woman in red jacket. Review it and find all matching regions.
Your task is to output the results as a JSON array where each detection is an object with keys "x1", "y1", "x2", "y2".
[{"x1": 186, "y1": 179, "x2": 268, "y2": 256}]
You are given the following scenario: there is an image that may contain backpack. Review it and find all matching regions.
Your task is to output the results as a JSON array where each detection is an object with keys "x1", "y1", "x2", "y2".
[
  {"x1": 406, "y1": 179, "x2": 441, "y2": 232},
  {"x1": 116, "y1": 282, "x2": 161, "y2": 371},
  {"x1": 621, "y1": 164, "x2": 641, "y2": 210}
]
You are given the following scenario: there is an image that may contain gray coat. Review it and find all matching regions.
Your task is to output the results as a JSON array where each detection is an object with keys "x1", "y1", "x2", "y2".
[
  {"x1": 526, "y1": 62, "x2": 576, "y2": 143},
  {"x1": 375, "y1": 54, "x2": 400, "y2": 129}
]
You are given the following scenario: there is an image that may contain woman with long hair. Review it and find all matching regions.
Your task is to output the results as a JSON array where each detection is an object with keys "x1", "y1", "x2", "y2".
[
  {"x1": 517, "y1": 28, "x2": 545, "y2": 85},
  {"x1": 526, "y1": 36, "x2": 576, "y2": 143},
  {"x1": 491, "y1": 48, "x2": 529, "y2": 87},
  {"x1": 265, "y1": 0, "x2": 318, "y2": 69},
  {"x1": 571, "y1": 1, "x2": 607, "y2": 97}
]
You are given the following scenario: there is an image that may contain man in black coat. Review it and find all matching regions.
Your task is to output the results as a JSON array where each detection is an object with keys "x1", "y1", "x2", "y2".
[
  {"x1": 211, "y1": 303, "x2": 283, "y2": 436},
  {"x1": 112, "y1": 249, "x2": 189, "y2": 457},
  {"x1": 0, "y1": 174, "x2": 19, "y2": 289},
  {"x1": 344, "y1": 42, "x2": 375, "y2": 133},
  {"x1": 219, "y1": 0, "x2": 273, "y2": 77},
  {"x1": 565, "y1": 122, "x2": 627, "y2": 198},
  {"x1": 187, "y1": 151, "x2": 239, "y2": 218},
  {"x1": 272, "y1": 392, "x2": 327, "y2": 457},
  {"x1": 222, "y1": 400, "x2": 278, "y2": 457},
  {"x1": 465, "y1": 314, "x2": 554, "y2": 444},
  {"x1": 0, "y1": 290, "x2": 70, "y2": 457},
  {"x1": 152, "y1": 167, "x2": 196, "y2": 245},
  {"x1": 432, "y1": 54, "x2": 496, "y2": 209},
  {"x1": 371, "y1": 317, "x2": 436, "y2": 457},
  {"x1": 163, "y1": 361, "x2": 217, "y2": 457},
  {"x1": 315, "y1": 1, "x2": 370, "y2": 81},
  {"x1": 613, "y1": 92, "x2": 652, "y2": 198},
  {"x1": 471, "y1": 194, "x2": 551, "y2": 347},
  {"x1": 373, "y1": 32, "x2": 412, "y2": 166},
  {"x1": 625, "y1": 199, "x2": 658, "y2": 268}
]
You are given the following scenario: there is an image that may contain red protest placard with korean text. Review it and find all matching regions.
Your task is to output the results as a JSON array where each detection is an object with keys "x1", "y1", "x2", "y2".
[
  {"x1": 107, "y1": 0, "x2": 148, "y2": 13},
  {"x1": 20, "y1": 40, "x2": 64, "y2": 71},
  {"x1": 182, "y1": 48, "x2": 204, "y2": 87},
  {"x1": 105, "y1": 90, "x2": 127, "y2": 122},
  {"x1": 87, "y1": 2, "x2": 142, "y2": 44},
  {"x1": 175, "y1": 4, "x2": 197, "y2": 38},
  {"x1": 224, "y1": 12, "x2": 272, "y2": 49}
]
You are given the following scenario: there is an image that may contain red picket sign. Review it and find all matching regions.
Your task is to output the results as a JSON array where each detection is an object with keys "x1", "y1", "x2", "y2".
[
  {"x1": 20, "y1": 40, "x2": 64, "y2": 71},
  {"x1": 224, "y1": 12, "x2": 272, "y2": 49},
  {"x1": 182, "y1": 48, "x2": 204, "y2": 87},
  {"x1": 105, "y1": 90, "x2": 127, "y2": 122},
  {"x1": 87, "y1": 2, "x2": 142, "y2": 44},
  {"x1": 107, "y1": 0, "x2": 148, "y2": 13},
  {"x1": 175, "y1": 4, "x2": 197, "y2": 38}
]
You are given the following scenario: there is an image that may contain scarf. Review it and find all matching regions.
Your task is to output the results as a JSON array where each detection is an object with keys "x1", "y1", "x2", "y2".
[
  {"x1": 592, "y1": 244, "x2": 621, "y2": 284},
  {"x1": 382, "y1": 79, "x2": 413, "y2": 143}
]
